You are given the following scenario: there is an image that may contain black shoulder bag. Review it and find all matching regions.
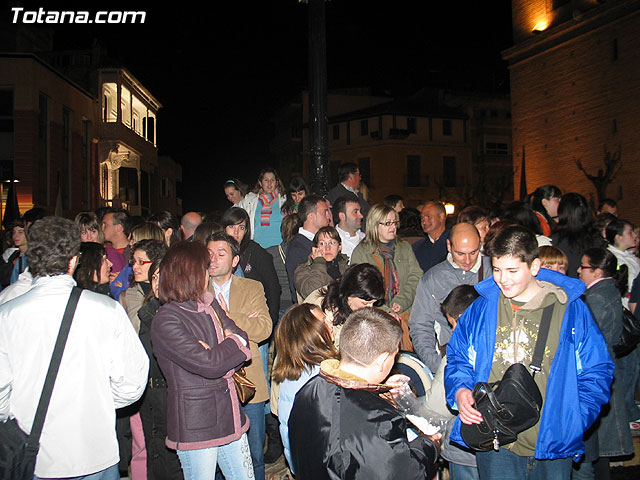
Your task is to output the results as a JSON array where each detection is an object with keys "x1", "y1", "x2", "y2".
[
  {"x1": 613, "y1": 306, "x2": 640, "y2": 358},
  {"x1": 0, "y1": 287, "x2": 82, "y2": 480},
  {"x1": 460, "y1": 303, "x2": 554, "y2": 451}
]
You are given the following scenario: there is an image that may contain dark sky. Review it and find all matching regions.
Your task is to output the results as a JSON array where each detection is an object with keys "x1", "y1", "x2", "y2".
[{"x1": 2, "y1": 0, "x2": 513, "y2": 212}]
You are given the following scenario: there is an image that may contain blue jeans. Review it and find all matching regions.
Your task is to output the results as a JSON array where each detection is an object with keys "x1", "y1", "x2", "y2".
[
  {"x1": 242, "y1": 401, "x2": 266, "y2": 480},
  {"x1": 450, "y1": 462, "x2": 480, "y2": 480},
  {"x1": 476, "y1": 448, "x2": 572, "y2": 480},
  {"x1": 177, "y1": 433, "x2": 253, "y2": 480},
  {"x1": 259, "y1": 342, "x2": 270, "y2": 415},
  {"x1": 35, "y1": 463, "x2": 119, "y2": 480}
]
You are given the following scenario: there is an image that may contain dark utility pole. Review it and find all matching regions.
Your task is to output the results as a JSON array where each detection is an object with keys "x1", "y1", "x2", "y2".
[{"x1": 308, "y1": 0, "x2": 329, "y2": 196}]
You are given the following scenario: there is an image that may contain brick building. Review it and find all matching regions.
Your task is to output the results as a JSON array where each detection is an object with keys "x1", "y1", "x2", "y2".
[
  {"x1": 503, "y1": 0, "x2": 640, "y2": 222},
  {"x1": 271, "y1": 88, "x2": 512, "y2": 210}
]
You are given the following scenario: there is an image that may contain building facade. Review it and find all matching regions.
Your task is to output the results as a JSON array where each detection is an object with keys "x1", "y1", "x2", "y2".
[
  {"x1": 0, "y1": 40, "x2": 182, "y2": 220},
  {"x1": 271, "y1": 88, "x2": 512, "y2": 210},
  {"x1": 503, "y1": 0, "x2": 640, "y2": 222}
]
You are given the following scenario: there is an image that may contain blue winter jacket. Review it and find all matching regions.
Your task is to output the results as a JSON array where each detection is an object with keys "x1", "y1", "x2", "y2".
[{"x1": 444, "y1": 268, "x2": 614, "y2": 460}]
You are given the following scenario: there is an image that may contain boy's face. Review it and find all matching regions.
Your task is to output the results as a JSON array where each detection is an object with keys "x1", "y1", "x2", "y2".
[
  {"x1": 445, "y1": 313, "x2": 458, "y2": 330},
  {"x1": 492, "y1": 255, "x2": 541, "y2": 302}
]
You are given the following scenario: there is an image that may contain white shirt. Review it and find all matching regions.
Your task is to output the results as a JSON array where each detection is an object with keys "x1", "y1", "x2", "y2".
[
  {"x1": 0, "y1": 275, "x2": 149, "y2": 477},
  {"x1": 212, "y1": 276, "x2": 233, "y2": 308},
  {"x1": 0, "y1": 268, "x2": 33, "y2": 305},
  {"x1": 607, "y1": 244, "x2": 640, "y2": 300},
  {"x1": 298, "y1": 227, "x2": 316, "y2": 242},
  {"x1": 336, "y1": 225, "x2": 365, "y2": 262}
]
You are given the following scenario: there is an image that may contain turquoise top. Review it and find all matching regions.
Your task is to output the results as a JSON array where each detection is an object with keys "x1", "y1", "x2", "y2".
[{"x1": 253, "y1": 202, "x2": 283, "y2": 249}]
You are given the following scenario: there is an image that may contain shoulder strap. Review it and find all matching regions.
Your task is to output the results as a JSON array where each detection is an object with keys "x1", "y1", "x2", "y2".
[
  {"x1": 529, "y1": 303, "x2": 554, "y2": 376},
  {"x1": 26, "y1": 286, "x2": 82, "y2": 453}
]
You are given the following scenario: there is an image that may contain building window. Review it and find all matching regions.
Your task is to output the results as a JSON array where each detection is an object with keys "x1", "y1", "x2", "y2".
[
  {"x1": 332, "y1": 124, "x2": 340, "y2": 140},
  {"x1": 442, "y1": 119, "x2": 452, "y2": 136},
  {"x1": 360, "y1": 120, "x2": 368, "y2": 136},
  {"x1": 443, "y1": 156, "x2": 456, "y2": 187},
  {"x1": 161, "y1": 177, "x2": 169, "y2": 198},
  {"x1": 102, "y1": 83, "x2": 117, "y2": 123},
  {"x1": 407, "y1": 117, "x2": 417, "y2": 134},
  {"x1": 147, "y1": 115, "x2": 155, "y2": 145},
  {"x1": 119, "y1": 167, "x2": 138, "y2": 205},
  {"x1": 407, "y1": 155, "x2": 420, "y2": 187},
  {"x1": 358, "y1": 157, "x2": 371, "y2": 187},
  {"x1": 121, "y1": 86, "x2": 131, "y2": 128},
  {"x1": 485, "y1": 142, "x2": 509, "y2": 155}
]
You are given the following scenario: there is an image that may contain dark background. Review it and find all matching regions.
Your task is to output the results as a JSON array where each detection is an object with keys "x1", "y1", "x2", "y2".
[{"x1": 2, "y1": 0, "x2": 513, "y2": 212}]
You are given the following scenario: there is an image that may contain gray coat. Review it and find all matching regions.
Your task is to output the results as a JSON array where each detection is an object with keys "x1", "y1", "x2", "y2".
[
  {"x1": 584, "y1": 278, "x2": 634, "y2": 457},
  {"x1": 409, "y1": 256, "x2": 491, "y2": 373}
]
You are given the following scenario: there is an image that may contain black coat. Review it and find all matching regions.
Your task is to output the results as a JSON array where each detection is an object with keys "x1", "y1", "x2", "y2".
[
  {"x1": 240, "y1": 239, "x2": 280, "y2": 326},
  {"x1": 289, "y1": 373, "x2": 438, "y2": 480}
]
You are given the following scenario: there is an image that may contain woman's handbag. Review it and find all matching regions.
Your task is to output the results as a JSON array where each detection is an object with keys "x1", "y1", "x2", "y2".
[
  {"x1": 0, "y1": 287, "x2": 82, "y2": 480},
  {"x1": 233, "y1": 368, "x2": 257, "y2": 404},
  {"x1": 460, "y1": 303, "x2": 553, "y2": 451},
  {"x1": 613, "y1": 307, "x2": 640, "y2": 358}
]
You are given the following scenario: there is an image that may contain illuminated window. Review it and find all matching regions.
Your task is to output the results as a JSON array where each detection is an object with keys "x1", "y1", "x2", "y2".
[
  {"x1": 102, "y1": 83, "x2": 117, "y2": 123},
  {"x1": 121, "y1": 86, "x2": 131, "y2": 128}
]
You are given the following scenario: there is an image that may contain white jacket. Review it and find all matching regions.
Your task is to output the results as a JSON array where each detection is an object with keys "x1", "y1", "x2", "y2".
[
  {"x1": 0, "y1": 275, "x2": 149, "y2": 477},
  {"x1": 236, "y1": 191, "x2": 287, "y2": 239}
]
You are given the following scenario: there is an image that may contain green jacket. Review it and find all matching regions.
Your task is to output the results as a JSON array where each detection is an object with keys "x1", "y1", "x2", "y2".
[{"x1": 351, "y1": 240, "x2": 423, "y2": 313}]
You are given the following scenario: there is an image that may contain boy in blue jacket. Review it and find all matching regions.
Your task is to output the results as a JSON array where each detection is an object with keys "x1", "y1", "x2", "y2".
[{"x1": 445, "y1": 225, "x2": 614, "y2": 480}]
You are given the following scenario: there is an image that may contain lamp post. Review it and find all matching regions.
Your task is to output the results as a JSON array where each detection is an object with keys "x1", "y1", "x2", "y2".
[{"x1": 307, "y1": 0, "x2": 329, "y2": 196}]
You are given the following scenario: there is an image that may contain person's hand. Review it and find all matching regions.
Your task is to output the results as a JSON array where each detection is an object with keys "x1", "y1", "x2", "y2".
[
  {"x1": 456, "y1": 388, "x2": 483, "y2": 425},
  {"x1": 391, "y1": 302, "x2": 402, "y2": 313},
  {"x1": 438, "y1": 343, "x2": 447, "y2": 358},
  {"x1": 311, "y1": 247, "x2": 323, "y2": 259},
  {"x1": 385, "y1": 373, "x2": 410, "y2": 396},
  {"x1": 198, "y1": 340, "x2": 211, "y2": 350},
  {"x1": 217, "y1": 293, "x2": 229, "y2": 314},
  {"x1": 428, "y1": 433, "x2": 442, "y2": 454}
]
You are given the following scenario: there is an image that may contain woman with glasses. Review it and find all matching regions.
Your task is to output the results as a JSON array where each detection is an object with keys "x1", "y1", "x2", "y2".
[
  {"x1": 575, "y1": 248, "x2": 634, "y2": 477},
  {"x1": 294, "y1": 226, "x2": 348, "y2": 300},
  {"x1": 118, "y1": 239, "x2": 167, "y2": 480},
  {"x1": 351, "y1": 204, "x2": 423, "y2": 316}
]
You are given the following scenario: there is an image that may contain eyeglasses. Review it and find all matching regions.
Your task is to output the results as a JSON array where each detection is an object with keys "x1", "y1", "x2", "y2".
[
  {"x1": 578, "y1": 265, "x2": 594, "y2": 271},
  {"x1": 131, "y1": 258, "x2": 153, "y2": 267},
  {"x1": 379, "y1": 221, "x2": 400, "y2": 227},
  {"x1": 318, "y1": 240, "x2": 339, "y2": 248}
]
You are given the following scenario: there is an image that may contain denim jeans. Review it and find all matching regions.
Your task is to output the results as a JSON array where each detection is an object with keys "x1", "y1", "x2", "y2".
[
  {"x1": 242, "y1": 401, "x2": 266, "y2": 480},
  {"x1": 259, "y1": 342, "x2": 270, "y2": 415},
  {"x1": 450, "y1": 462, "x2": 480, "y2": 480},
  {"x1": 177, "y1": 433, "x2": 253, "y2": 480},
  {"x1": 476, "y1": 448, "x2": 572, "y2": 480},
  {"x1": 35, "y1": 463, "x2": 119, "y2": 480}
]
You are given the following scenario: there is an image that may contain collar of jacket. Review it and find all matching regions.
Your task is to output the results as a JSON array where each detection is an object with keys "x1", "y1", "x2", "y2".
[
  {"x1": 475, "y1": 266, "x2": 585, "y2": 303},
  {"x1": 319, "y1": 359, "x2": 392, "y2": 393}
]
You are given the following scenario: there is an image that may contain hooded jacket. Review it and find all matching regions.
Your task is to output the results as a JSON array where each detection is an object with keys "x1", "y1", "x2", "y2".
[{"x1": 444, "y1": 268, "x2": 614, "y2": 460}]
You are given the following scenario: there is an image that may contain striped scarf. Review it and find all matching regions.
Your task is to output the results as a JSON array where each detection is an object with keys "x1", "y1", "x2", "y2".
[
  {"x1": 258, "y1": 191, "x2": 276, "y2": 226},
  {"x1": 378, "y1": 240, "x2": 400, "y2": 304}
]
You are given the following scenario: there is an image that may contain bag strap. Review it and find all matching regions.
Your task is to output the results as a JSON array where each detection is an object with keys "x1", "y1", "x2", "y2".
[
  {"x1": 26, "y1": 286, "x2": 82, "y2": 453},
  {"x1": 529, "y1": 303, "x2": 554, "y2": 376}
]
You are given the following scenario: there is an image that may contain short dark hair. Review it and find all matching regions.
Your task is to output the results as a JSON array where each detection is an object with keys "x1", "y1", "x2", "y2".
[
  {"x1": 457, "y1": 206, "x2": 489, "y2": 226},
  {"x1": 27, "y1": 216, "x2": 80, "y2": 276},
  {"x1": 487, "y1": 224, "x2": 539, "y2": 265},
  {"x1": 583, "y1": 247, "x2": 628, "y2": 296},
  {"x1": 441, "y1": 285, "x2": 479, "y2": 319},
  {"x1": 106, "y1": 208, "x2": 132, "y2": 236},
  {"x1": 132, "y1": 239, "x2": 168, "y2": 264},
  {"x1": 298, "y1": 194, "x2": 325, "y2": 223},
  {"x1": 338, "y1": 163, "x2": 358, "y2": 182},
  {"x1": 193, "y1": 222, "x2": 223, "y2": 245},
  {"x1": 331, "y1": 193, "x2": 359, "y2": 225},
  {"x1": 383, "y1": 194, "x2": 403, "y2": 209},
  {"x1": 598, "y1": 198, "x2": 617, "y2": 211},
  {"x1": 23, "y1": 207, "x2": 47, "y2": 226},
  {"x1": 339, "y1": 308, "x2": 402, "y2": 365},
  {"x1": 205, "y1": 232, "x2": 240, "y2": 259},
  {"x1": 313, "y1": 226, "x2": 341, "y2": 247},
  {"x1": 158, "y1": 241, "x2": 210, "y2": 304}
]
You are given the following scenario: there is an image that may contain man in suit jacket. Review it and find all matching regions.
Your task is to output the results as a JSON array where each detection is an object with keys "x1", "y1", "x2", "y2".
[
  {"x1": 325, "y1": 162, "x2": 370, "y2": 219},
  {"x1": 207, "y1": 232, "x2": 272, "y2": 480}
]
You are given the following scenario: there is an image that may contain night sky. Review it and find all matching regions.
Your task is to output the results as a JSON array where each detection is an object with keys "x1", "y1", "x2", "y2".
[{"x1": 2, "y1": 0, "x2": 512, "y2": 212}]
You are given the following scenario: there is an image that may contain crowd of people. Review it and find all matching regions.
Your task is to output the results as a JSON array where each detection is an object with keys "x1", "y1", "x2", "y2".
[{"x1": 0, "y1": 162, "x2": 639, "y2": 480}]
